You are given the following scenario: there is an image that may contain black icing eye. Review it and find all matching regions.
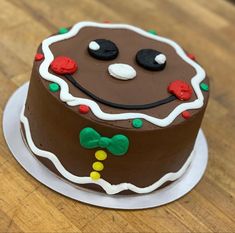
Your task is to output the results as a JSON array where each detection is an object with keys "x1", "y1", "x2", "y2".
[
  {"x1": 88, "y1": 39, "x2": 119, "y2": 60},
  {"x1": 136, "y1": 49, "x2": 166, "y2": 71}
]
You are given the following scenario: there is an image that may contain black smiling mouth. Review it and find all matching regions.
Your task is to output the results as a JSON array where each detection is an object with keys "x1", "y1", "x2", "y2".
[{"x1": 64, "y1": 74, "x2": 176, "y2": 110}]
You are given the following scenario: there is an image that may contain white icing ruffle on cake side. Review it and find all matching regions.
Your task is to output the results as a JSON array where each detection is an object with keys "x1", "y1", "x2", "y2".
[
  {"x1": 21, "y1": 105, "x2": 195, "y2": 195},
  {"x1": 39, "y1": 21, "x2": 206, "y2": 127}
]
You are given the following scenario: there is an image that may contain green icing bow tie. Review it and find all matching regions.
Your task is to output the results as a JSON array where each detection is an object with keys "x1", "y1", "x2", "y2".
[{"x1": 79, "y1": 127, "x2": 129, "y2": 156}]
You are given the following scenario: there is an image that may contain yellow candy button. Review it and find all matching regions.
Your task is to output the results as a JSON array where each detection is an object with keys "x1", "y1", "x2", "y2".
[
  {"x1": 90, "y1": 171, "x2": 101, "y2": 180},
  {"x1": 92, "y1": 161, "x2": 104, "y2": 171},
  {"x1": 95, "y1": 150, "x2": 107, "y2": 161}
]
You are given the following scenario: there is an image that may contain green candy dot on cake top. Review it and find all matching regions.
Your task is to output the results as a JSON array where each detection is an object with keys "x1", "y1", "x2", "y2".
[
  {"x1": 49, "y1": 83, "x2": 60, "y2": 92},
  {"x1": 132, "y1": 119, "x2": 143, "y2": 128},
  {"x1": 58, "y1": 27, "x2": 69, "y2": 34},
  {"x1": 200, "y1": 82, "x2": 209, "y2": 91},
  {"x1": 147, "y1": 29, "x2": 157, "y2": 35}
]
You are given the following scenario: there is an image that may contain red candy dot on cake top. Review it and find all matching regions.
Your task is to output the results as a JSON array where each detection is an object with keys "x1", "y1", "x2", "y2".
[
  {"x1": 50, "y1": 56, "x2": 78, "y2": 74},
  {"x1": 103, "y1": 20, "x2": 111, "y2": 23},
  {"x1": 168, "y1": 80, "x2": 193, "y2": 101},
  {"x1": 35, "y1": 53, "x2": 44, "y2": 61},
  {"x1": 79, "y1": 105, "x2": 90, "y2": 114},
  {"x1": 187, "y1": 53, "x2": 196, "y2": 60},
  {"x1": 182, "y1": 111, "x2": 191, "y2": 119}
]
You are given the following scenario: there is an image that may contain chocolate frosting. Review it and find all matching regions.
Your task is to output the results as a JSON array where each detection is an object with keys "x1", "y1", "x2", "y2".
[{"x1": 22, "y1": 24, "x2": 209, "y2": 194}]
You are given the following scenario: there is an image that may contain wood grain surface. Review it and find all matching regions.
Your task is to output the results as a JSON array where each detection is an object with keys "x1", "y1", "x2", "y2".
[{"x1": 0, "y1": 0, "x2": 235, "y2": 232}]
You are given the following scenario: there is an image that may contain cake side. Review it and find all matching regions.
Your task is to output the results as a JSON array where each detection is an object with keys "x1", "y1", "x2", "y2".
[{"x1": 21, "y1": 71, "x2": 206, "y2": 194}]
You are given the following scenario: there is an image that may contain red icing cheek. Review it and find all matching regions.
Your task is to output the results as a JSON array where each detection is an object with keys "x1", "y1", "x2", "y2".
[
  {"x1": 168, "y1": 80, "x2": 193, "y2": 101},
  {"x1": 50, "y1": 56, "x2": 78, "y2": 74}
]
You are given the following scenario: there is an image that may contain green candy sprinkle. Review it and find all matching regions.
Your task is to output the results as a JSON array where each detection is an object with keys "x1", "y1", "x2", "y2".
[
  {"x1": 200, "y1": 82, "x2": 209, "y2": 91},
  {"x1": 147, "y1": 29, "x2": 157, "y2": 35},
  {"x1": 49, "y1": 83, "x2": 60, "y2": 92},
  {"x1": 58, "y1": 27, "x2": 69, "y2": 34},
  {"x1": 132, "y1": 119, "x2": 143, "y2": 128}
]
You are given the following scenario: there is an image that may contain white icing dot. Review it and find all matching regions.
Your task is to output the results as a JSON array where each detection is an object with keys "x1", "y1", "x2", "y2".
[
  {"x1": 155, "y1": 54, "x2": 166, "y2": 64},
  {"x1": 20, "y1": 104, "x2": 196, "y2": 194},
  {"x1": 89, "y1": 41, "x2": 100, "y2": 51},
  {"x1": 108, "y1": 63, "x2": 136, "y2": 80}
]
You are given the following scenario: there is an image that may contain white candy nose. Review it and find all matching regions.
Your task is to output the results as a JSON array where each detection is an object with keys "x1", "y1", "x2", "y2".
[{"x1": 108, "y1": 63, "x2": 136, "y2": 80}]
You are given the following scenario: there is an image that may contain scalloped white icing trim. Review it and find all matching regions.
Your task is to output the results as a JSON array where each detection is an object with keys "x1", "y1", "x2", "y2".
[
  {"x1": 21, "y1": 105, "x2": 195, "y2": 195},
  {"x1": 39, "y1": 21, "x2": 206, "y2": 127}
]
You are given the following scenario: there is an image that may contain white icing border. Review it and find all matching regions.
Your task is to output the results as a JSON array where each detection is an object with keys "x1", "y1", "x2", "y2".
[
  {"x1": 21, "y1": 105, "x2": 195, "y2": 195},
  {"x1": 39, "y1": 21, "x2": 206, "y2": 127}
]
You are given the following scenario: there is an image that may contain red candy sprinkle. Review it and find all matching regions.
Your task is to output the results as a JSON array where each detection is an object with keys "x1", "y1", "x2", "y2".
[
  {"x1": 35, "y1": 53, "x2": 44, "y2": 61},
  {"x1": 168, "y1": 80, "x2": 193, "y2": 101},
  {"x1": 50, "y1": 56, "x2": 78, "y2": 74},
  {"x1": 79, "y1": 105, "x2": 90, "y2": 114},
  {"x1": 103, "y1": 20, "x2": 111, "y2": 23},
  {"x1": 182, "y1": 111, "x2": 191, "y2": 119},
  {"x1": 187, "y1": 53, "x2": 196, "y2": 60}
]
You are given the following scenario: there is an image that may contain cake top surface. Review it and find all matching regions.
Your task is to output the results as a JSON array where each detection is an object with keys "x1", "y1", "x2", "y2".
[{"x1": 36, "y1": 21, "x2": 208, "y2": 129}]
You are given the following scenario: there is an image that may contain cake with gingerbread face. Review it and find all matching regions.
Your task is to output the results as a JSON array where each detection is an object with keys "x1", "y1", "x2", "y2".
[{"x1": 21, "y1": 22, "x2": 209, "y2": 194}]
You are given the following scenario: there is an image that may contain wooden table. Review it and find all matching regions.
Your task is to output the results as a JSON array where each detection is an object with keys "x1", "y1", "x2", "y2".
[{"x1": 1, "y1": 0, "x2": 235, "y2": 232}]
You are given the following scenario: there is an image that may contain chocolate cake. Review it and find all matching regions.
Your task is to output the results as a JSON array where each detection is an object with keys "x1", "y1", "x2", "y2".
[{"x1": 21, "y1": 21, "x2": 209, "y2": 195}]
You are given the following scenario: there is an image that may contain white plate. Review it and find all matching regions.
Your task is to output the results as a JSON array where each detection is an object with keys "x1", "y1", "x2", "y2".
[{"x1": 2, "y1": 82, "x2": 208, "y2": 209}]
